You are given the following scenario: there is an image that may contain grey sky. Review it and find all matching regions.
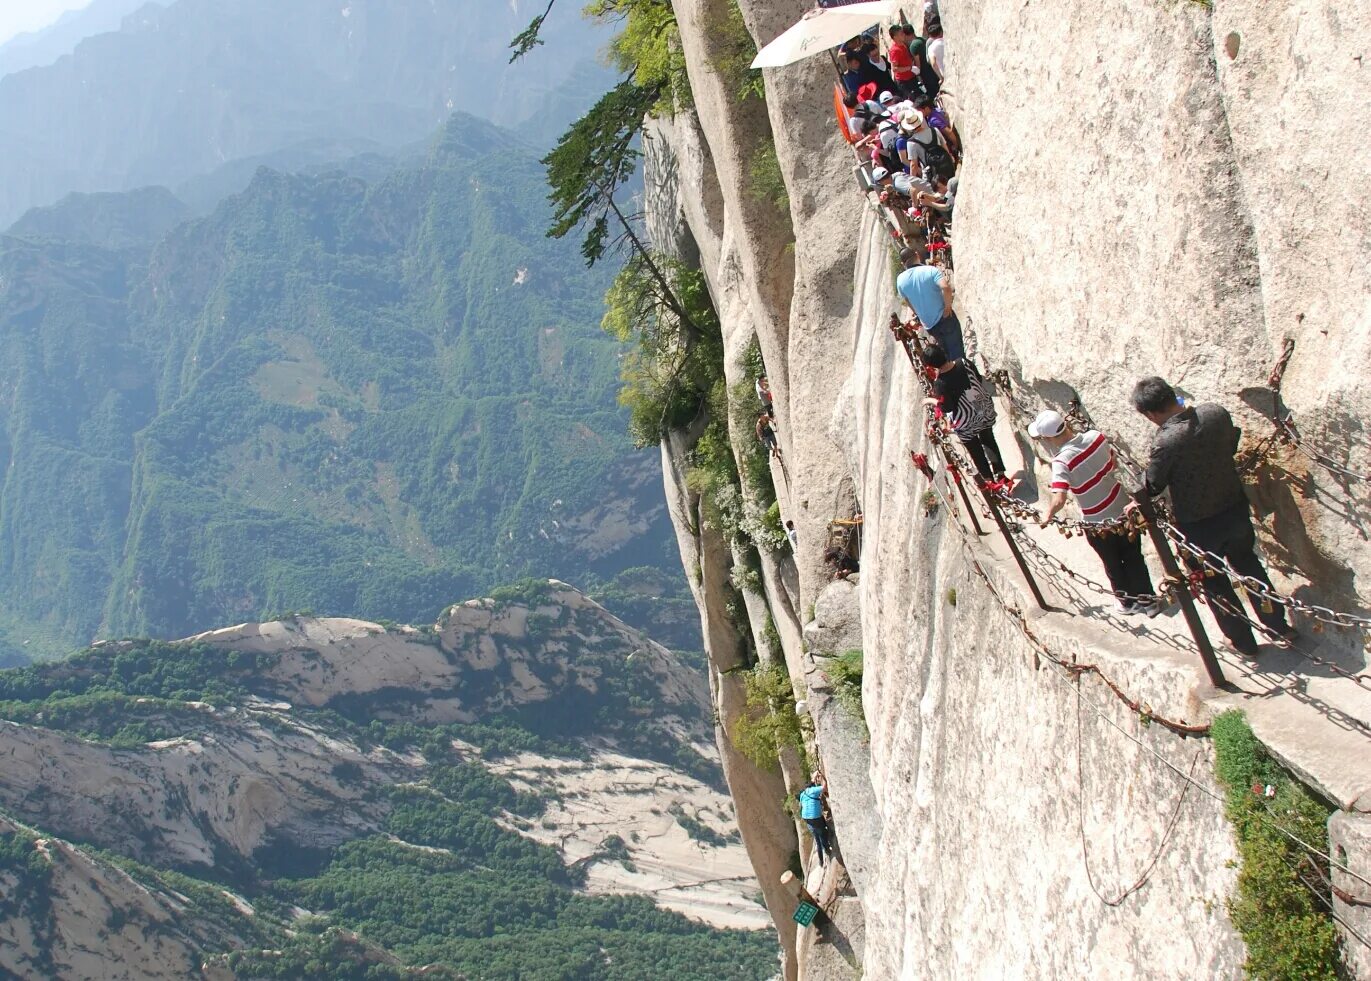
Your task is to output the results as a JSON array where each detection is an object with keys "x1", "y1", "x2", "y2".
[{"x1": 0, "y1": 0, "x2": 93, "y2": 47}]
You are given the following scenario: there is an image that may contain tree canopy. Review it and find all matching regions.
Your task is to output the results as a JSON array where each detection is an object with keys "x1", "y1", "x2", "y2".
[{"x1": 543, "y1": 77, "x2": 663, "y2": 266}]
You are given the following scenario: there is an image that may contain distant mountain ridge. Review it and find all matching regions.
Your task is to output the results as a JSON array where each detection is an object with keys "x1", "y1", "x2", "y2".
[
  {"x1": 0, "y1": 0, "x2": 154, "y2": 79},
  {"x1": 7, "y1": 185, "x2": 189, "y2": 249},
  {"x1": 0, "y1": 0, "x2": 615, "y2": 225}
]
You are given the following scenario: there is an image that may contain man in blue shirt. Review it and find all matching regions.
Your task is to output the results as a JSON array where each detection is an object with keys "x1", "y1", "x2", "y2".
[
  {"x1": 896, "y1": 247, "x2": 964, "y2": 362},
  {"x1": 797, "y1": 772, "x2": 833, "y2": 868}
]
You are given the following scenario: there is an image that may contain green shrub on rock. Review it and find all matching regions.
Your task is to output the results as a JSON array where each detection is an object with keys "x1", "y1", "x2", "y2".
[
  {"x1": 731, "y1": 664, "x2": 806, "y2": 772},
  {"x1": 1210, "y1": 710, "x2": 1342, "y2": 980}
]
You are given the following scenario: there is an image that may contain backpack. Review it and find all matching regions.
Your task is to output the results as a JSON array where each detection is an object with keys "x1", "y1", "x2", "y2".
[{"x1": 920, "y1": 131, "x2": 956, "y2": 182}]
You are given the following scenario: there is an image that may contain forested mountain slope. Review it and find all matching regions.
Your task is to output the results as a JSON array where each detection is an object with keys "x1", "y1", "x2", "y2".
[
  {"x1": 0, "y1": 582, "x2": 774, "y2": 979},
  {"x1": 0, "y1": 0, "x2": 612, "y2": 225},
  {"x1": 0, "y1": 114, "x2": 692, "y2": 661}
]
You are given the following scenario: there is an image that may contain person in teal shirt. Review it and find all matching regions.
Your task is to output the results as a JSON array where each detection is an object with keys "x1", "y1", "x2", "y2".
[
  {"x1": 896, "y1": 247, "x2": 965, "y2": 361},
  {"x1": 797, "y1": 772, "x2": 833, "y2": 867}
]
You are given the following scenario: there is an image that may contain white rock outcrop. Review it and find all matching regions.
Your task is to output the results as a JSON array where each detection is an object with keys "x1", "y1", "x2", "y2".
[
  {"x1": 0, "y1": 710, "x2": 396, "y2": 868},
  {"x1": 187, "y1": 580, "x2": 707, "y2": 725},
  {"x1": 0, "y1": 584, "x2": 769, "y2": 976},
  {"x1": 0, "y1": 815, "x2": 209, "y2": 981}
]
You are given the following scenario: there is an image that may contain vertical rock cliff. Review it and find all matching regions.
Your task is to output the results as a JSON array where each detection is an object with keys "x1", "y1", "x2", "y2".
[{"x1": 646, "y1": 0, "x2": 1371, "y2": 977}]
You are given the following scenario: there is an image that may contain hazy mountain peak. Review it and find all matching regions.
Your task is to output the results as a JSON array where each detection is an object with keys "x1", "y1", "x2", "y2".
[
  {"x1": 0, "y1": 0, "x2": 613, "y2": 225},
  {"x1": 0, "y1": 0, "x2": 156, "y2": 78}
]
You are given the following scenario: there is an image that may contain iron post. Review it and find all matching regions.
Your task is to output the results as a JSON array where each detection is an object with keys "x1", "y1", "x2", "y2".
[
  {"x1": 979, "y1": 484, "x2": 1051, "y2": 612},
  {"x1": 1132, "y1": 491, "x2": 1226, "y2": 688}
]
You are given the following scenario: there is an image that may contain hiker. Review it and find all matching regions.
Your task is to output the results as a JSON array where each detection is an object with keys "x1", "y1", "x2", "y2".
[
  {"x1": 861, "y1": 45, "x2": 895, "y2": 95},
  {"x1": 916, "y1": 174, "x2": 956, "y2": 221},
  {"x1": 824, "y1": 547, "x2": 859, "y2": 580},
  {"x1": 859, "y1": 118, "x2": 903, "y2": 175},
  {"x1": 896, "y1": 247, "x2": 965, "y2": 361},
  {"x1": 842, "y1": 89, "x2": 886, "y2": 127},
  {"x1": 920, "y1": 342, "x2": 1006, "y2": 484},
  {"x1": 886, "y1": 22, "x2": 923, "y2": 100},
  {"x1": 1029, "y1": 410, "x2": 1161, "y2": 616},
  {"x1": 899, "y1": 110, "x2": 956, "y2": 184},
  {"x1": 841, "y1": 93, "x2": 870, "y2": 140},
  {"x1": 1130, "y1": 377, "x2": 1296, "y2": 656},
  {"x1": 906, "y1": 24, "x2": 942, "y2": 100},
  {"x1": 925, "y1": 17, "x2": 946, "y2": 80},
  {"x1": 842, "y1": 48, "x2": 892, "y2": 98},
  {"x1": 840, "y1": 51, "x2": 867, "y2": 97},
  {"x1": 798, "y1": 773, "x2": 833, "y2": 868},
  {"x1": 915, "y1": 95, "x2": 961, "y2": 158},
  {"x1": 872, "y1": 165, "x2": 928, "y2": 205},
  {"x1": 876, "y1": 89, "x2": 913, "y2": 118},
  {"x1": 785, "y1": 520, "x2": 799, "y2": 549},
  {"x1": 756, "y1": 413, "x2": 782, "y2": 461},
  {"x1": 756, "y1": 376, "x2": 775, "y2": 417}
]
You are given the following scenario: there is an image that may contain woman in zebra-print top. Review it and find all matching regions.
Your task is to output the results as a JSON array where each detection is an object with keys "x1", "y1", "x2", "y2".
[{"x1": 920, "y1": 343, "x2": 1007, "y2": 483}]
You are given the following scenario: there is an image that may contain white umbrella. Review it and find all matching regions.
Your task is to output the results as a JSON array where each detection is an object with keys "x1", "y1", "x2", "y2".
[{"x1": 750, "y1": 1, "x2": 914, "y2": 70}]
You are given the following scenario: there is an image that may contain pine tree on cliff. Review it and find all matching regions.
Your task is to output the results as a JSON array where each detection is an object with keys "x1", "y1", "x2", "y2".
[{"x1": 531, "y1": 0, "x2": 723, "y2": 446}]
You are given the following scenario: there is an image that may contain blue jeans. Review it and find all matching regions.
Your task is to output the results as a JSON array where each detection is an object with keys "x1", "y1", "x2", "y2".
[
  {"x1": 928, "y1": 310, "x2": 965, "y2": 363},
  {"x1": 805, "y1": 818, "x2": 832, "y2": 864}
]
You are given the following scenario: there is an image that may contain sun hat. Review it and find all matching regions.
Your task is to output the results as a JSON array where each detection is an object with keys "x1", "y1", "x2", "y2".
[
  {"x1": 1028, "y1": 410, "x2": 1067, "y2": 438},
  {"x1": 899, "y1": 110, "x2": 923, "y2": 133}
]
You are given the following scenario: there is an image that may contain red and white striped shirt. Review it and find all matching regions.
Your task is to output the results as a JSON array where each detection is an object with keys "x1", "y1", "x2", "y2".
[{"x1": 1050, "y1": 430, "x2": 1125, "y2": 523}]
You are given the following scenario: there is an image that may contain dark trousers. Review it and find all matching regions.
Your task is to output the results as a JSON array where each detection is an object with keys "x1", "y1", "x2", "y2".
[
  {"x1": 1086, "y1": 527, "x2": 1155, "y2": 607},
  {"x1": 895, "y1": 76, "x2": 925, "y2": 101},
  {"x1": 960, "y1": 428, "x2": 1005, "y2": 482},
  {"x1": 805, "y1": 818, "x2": 832, "y2": 865},
  {"x1": 922, "y1": 71, "x2": 941, "y2": 101},
  {"x1": 929, "y1": 310, "x2": 965, "y2": 362},
  {"x1": 1178, "y1": 503, "x2": 1288, "y2": 650}
]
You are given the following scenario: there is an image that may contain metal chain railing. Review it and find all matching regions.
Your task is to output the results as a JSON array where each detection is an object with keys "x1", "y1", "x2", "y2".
[
  {"x1": 898, "y1": 310, "x2": 1371, "y2": 644},
  {"x1": 1009, "y1": 522, "x2": 1183, "y2": 608},
  {"x1": 1198, "y1": 591, "x2": 1371, "y2": 696},
  {"x1": 1161, "y1": 524, "x2": 1371, "y2": 637}
]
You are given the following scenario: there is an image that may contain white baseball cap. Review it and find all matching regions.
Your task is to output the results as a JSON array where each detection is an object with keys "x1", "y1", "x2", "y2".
[
  {"x1": 1028, "y1": 410, "x2": 1066, "y2": 438},
  {"x1": 871, "y1": 166, "x2": 890, "y2": 181}
]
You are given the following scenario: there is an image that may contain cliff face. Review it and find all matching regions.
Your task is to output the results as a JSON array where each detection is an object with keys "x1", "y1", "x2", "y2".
[{"x1": 652, "y1": 0, "x2": 1370, "y2": 977}]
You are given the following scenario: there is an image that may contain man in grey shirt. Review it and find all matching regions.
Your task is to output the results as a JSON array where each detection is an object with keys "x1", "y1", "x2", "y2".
[{"x1": 1132, "y1": 376, "x2": 1294, "y2": 657}]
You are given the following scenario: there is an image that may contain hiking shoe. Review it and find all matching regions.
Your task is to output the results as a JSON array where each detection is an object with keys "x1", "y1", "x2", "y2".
[
  {"x1": 1269, "y1": 624, "x2": 1299, "y2": 645},
  {"x1": 1231, "y1": 641, "x2": 1261, "y2": 660},
  {"x1": 1134, "y1": 598, "x2": 1165, "y2": 619}
]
